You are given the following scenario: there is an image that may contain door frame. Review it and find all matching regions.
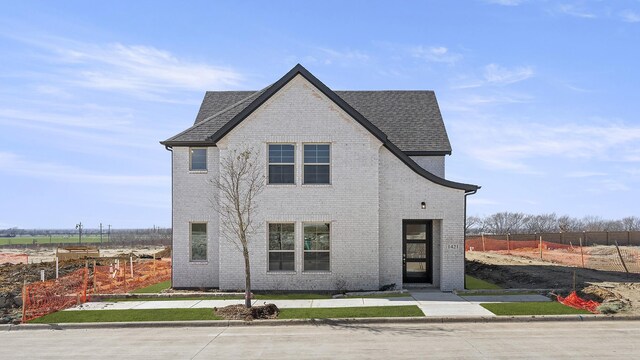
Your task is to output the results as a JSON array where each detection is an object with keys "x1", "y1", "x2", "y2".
[{"x1": 402, "y1": 219, "x2": 433, "y2": 283}]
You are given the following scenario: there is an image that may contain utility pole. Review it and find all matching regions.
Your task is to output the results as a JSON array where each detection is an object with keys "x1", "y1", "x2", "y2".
[
  {"x1": 100, "y1": 223, "x2": 103, "y2": 243},
  {"x1": 76, "y1": 222, "x2": 83, "y2": 244},
  {"x1": 108, "y1": 224, "x2": 111, "y2": 243}
]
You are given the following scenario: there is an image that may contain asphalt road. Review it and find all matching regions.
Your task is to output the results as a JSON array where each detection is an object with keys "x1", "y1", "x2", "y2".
[{"x1": 3, "y1": 321, "x2": 639, "y2": 359}]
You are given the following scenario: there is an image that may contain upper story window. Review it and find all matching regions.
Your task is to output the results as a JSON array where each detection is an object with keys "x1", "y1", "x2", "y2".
[
  {"x1": 303, "y1": 144, "x2": 330, "y2": 184},
  {"x1": 190, "y1": 148, "x2": 207, "y2": 171},
  {"x1": 268, "y1": 144, "x2": 295, "y2": 184}
]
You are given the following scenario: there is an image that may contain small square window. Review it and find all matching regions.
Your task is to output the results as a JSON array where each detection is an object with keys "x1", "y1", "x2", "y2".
[{"x1": 190, "y1": 148, "x2": 207, "y2": 171}]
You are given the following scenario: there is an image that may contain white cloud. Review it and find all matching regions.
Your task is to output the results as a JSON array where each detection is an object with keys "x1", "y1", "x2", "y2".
[
  {"x1": 620, "y1": 9, "x2": 640, "y2": 23},
  {"x1": 0, "y1": 152, "x2": 169, "y2": 187},
  {"x1": 314, "y1": 47, "x2": 370, "y2": 65},
  {"x1": 450, "y1": 120, "x2": 640, "y2": 173},
  {"x1": 484, "y1": 63, "x2": 534, "y2": 84},
  {"x1": 10, "y1": 35, "x2": 244, "y2": 99},
  {"x1": 411, "y1": 46, "x2": 462, "y2": 64},
  {"x1": 0, "y1": 107, "x2": 131, "y2": 131},
  {"x1": 589, "y1": 179, "x2": 630, "y2": 193},
  {"x1": 555, "y1": 4, "x2": 597, "y2": 19},
  {"x1": 484, "y1": 0, "x2": 525, "y2": 6},
  {"x1": 564, "y1": 171, "x2": 607, "y2": 178}
]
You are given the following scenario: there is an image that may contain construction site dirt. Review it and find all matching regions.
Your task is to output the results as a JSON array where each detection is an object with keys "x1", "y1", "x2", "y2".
[
  {"x1": 0, "y1": 245, "x2": 170, "y2": 324},
  {"x1": 466, "y1": 251, "x2": 640, "y2": 315}
]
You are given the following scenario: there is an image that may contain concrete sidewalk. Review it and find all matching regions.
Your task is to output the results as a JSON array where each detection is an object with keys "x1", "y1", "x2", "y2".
[{"x1": 68, "y1": 291, "x2": 551, "y2": 318}]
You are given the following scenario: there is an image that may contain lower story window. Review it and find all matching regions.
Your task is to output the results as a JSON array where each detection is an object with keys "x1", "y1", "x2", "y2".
[
  {"x1": 190, "y1": 223, "x2": 207, "y2": 261},
  {"x1": 268, "y1": 223, "x2": 295, "y2": 271},
  {"x1": 303, "y1": 223, "x2": 330, "y2": 271}
]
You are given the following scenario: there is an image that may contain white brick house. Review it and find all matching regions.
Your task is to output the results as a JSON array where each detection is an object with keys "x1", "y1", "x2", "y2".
[{"x1": 161, "y1": 64, "x2": 478, "y2": 292}]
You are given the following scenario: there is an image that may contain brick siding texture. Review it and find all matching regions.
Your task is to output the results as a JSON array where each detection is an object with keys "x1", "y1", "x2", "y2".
[{"x1": 171, "y1": 75, "x2": 467, "y2": 291}]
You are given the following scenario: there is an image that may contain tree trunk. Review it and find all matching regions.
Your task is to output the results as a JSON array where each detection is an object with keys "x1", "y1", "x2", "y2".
[{"x1": 243, "y1": 243, "x2": 251, "y2": 308}]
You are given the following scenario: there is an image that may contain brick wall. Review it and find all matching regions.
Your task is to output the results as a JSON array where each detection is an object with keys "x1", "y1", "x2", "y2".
[
  {"x1": 171, "y1": 146, "x2": 220, "y2": 288},
  {"x1": 410, "y1": 155, "x2": 445, "y2": 177},
  {"x1": 170, "y1": 74, "x2": 468, "y2": 291},
  {"x1": 378, "y1": 147, "x2": 466, "y2": 291},
  {"x1": 215, "y1": 75, "x2": 382, "y2": 291}
]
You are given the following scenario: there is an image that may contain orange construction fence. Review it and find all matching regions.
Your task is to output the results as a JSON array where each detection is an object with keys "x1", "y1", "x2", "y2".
[
  {"x1": 466, "y1": 236, "x2": 640, "y2": 274},
  {"x1": 92, "y1": 258, "x2": 171, "y2": 294},
  {"x1": 22, "y1": 258, "x2": 171, "y2": 322},
  {"x1": 0, "y1": 252, "x2": 29, "y2": 264},
  {"x1": 556, "y1": 291, "x2": 600, "y2": 313},
  {"x1": 22, "y1": 267, "x2": 88, "y2": 322}
]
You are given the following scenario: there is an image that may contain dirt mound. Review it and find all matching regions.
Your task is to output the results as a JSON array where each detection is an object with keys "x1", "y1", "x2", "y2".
[
  {"x1": 214, "y1": 304, "x2": 279, "y2": 321},
  {"x1": 466, "y1": 252, "x2": 640, "y2": 315}
]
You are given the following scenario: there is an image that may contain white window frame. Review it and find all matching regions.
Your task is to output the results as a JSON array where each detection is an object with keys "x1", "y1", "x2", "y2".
[
  {"x1": 189, "y1": 222, "x2": 208, "y2": 262},
  {"x1": 302, "y1": 143, "x2": 331, "y2": 185},
  {"x1": 267, "y1": 222, "x2": 296, "y2": 272},
  {"x1": 302, "y1": 222, "x2": 331, "y2": 272},
  {"x1": 267, "y1": 143, "x2": 296, "y2": 185},
  {"x1": 189, "y1": 147, "x2": 208, "y2": 172}
]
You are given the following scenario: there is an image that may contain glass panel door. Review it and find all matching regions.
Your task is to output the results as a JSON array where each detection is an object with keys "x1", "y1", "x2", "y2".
[{"x1": 403, "y1": 220, "x2": 432, "y2": 283}]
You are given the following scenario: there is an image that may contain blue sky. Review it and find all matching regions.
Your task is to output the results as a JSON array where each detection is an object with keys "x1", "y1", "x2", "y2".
[{"x1": 1, "y1": 0, "x2": 639, "y2": 229}]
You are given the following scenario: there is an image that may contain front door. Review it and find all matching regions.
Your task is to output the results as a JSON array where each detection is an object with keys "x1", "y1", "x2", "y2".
[{"x1": 403, "y1": 220, "x2": 432, "y2": 283}]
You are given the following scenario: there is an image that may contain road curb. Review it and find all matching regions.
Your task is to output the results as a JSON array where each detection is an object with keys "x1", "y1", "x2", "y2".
[{"x1": 3, "y1": 314, "x2": 640, "y2": 331}]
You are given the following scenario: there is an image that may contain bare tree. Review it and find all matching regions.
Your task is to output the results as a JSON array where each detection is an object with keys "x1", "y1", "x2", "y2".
[
  {"x1": 213, "y1": 147, "x2": 264, "y2": 308},
  {"x1": 558, "y1": 215, "x2": 583, "y2": 232},
  {"x1": 523, "y1": 213, "x2": 558, "y2": 233},
  {"x1": 484, "y1": 212, "x2": 526, "y2": 234},
  {"x1": 466, "y1": 216, "x2": 483, "y2": 234},
  {"x1": 621, "y1": 216, "x2": 640, "y2": 231}
]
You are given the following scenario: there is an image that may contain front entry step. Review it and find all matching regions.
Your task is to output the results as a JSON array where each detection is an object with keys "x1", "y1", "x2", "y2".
[{"x1": 403, "y1": 283, "x2": 436, "y2": 290}]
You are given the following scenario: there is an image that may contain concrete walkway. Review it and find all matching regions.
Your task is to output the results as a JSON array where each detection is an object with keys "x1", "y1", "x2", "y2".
[{"x1": 68, "y1": 291, "x2": 551, "y2": 318}]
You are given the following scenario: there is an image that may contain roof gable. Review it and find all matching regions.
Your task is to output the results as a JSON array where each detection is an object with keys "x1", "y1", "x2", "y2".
[{"x1": 161, "y1": 64, "x2": 478, "y2": 192}]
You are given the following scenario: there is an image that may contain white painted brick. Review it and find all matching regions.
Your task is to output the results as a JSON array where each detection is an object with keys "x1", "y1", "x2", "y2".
[{"x1": 170, "y1": 74, "x2": 468, "y2": 292}]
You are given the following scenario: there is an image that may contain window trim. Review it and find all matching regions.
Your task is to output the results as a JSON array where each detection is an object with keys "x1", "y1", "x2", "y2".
[
  {"x1": 189, "y1": 222, "x2": 208, "y2": 262},
  {"x1": 189, "y1": 147, "x2": 208, "y2": 172},
  {"x1": 267, "y1": 222, "x2": 296, "y2": 272},
  {"x1": 302, "y1": 222, "x2": 331, "y2": 272},
  {"x1": 267, "y1": 143, "x2": 296, "y2": 185},
  {"x1": 302, "y1": 143, "x2": 331, "y2": 185}
]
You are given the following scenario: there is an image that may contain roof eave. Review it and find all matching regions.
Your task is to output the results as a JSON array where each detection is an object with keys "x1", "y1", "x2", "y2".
[{"x1": 159, "y1": 140, "x2": 217, "y2": 147}]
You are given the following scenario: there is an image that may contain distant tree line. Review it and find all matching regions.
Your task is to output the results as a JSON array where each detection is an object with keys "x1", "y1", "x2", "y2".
[
  {"x1": 467, "y1": 213, "x2": 640, "y2": 235},
  {"x1": 0, "y1": 227, "x2": 171, "y2": 239}
]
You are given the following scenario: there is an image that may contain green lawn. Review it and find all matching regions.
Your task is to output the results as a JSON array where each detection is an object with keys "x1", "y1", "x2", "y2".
[
  {"x1": 465, "y1": 275, "x2": 501, "y2": 290},
  {"x1": 345, "y1": 293, "x2": 412, "y2": 299},
  {"x1": 461, "y1": 291, "x2": 539, "y2": 296},
  {"x1": 30, "y1": 305, "x2": 424, "y2": 323},
  {"x1": 254, "y1": 293, "x2": 332, "y2": 300},
  {"x1": 480, "y1": 302, "x2": 591, "y2": 316},
  {"x1": 131, "y1": 281, "x2": 172, "y2": 294},
  {"x1": 101, "y1": 293, "x2": 333, "y2": 302},
  {"x1": 279, "y1": 306, "x2": 423, "y2": 319},
  {"x1": 100, "y1": 292, "x2": 410, "y2": 302},
  {"x1": 30, "y1": 308, "x2": 222, "y2": 323},
  {"x1": 0, "y1": 235, "x2": 109, "y2": 246}
]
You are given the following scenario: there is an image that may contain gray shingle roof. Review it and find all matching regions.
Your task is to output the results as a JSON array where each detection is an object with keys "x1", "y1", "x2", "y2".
[
  {"x1": 335, "y1": 91, "x2": 451, "y2": 154},
  {"x1": 163, "y1": 88, "x2": 270, "y2": 145},
  {"x1": 161, "y1": 64, "x2": 477, "y2": 192},
  {"x1": 194, "y1": 91, "x2": 255, "y2": 124},
  {"x1": 167, "y1": 89, "x2": 451, "y2": 154}
]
